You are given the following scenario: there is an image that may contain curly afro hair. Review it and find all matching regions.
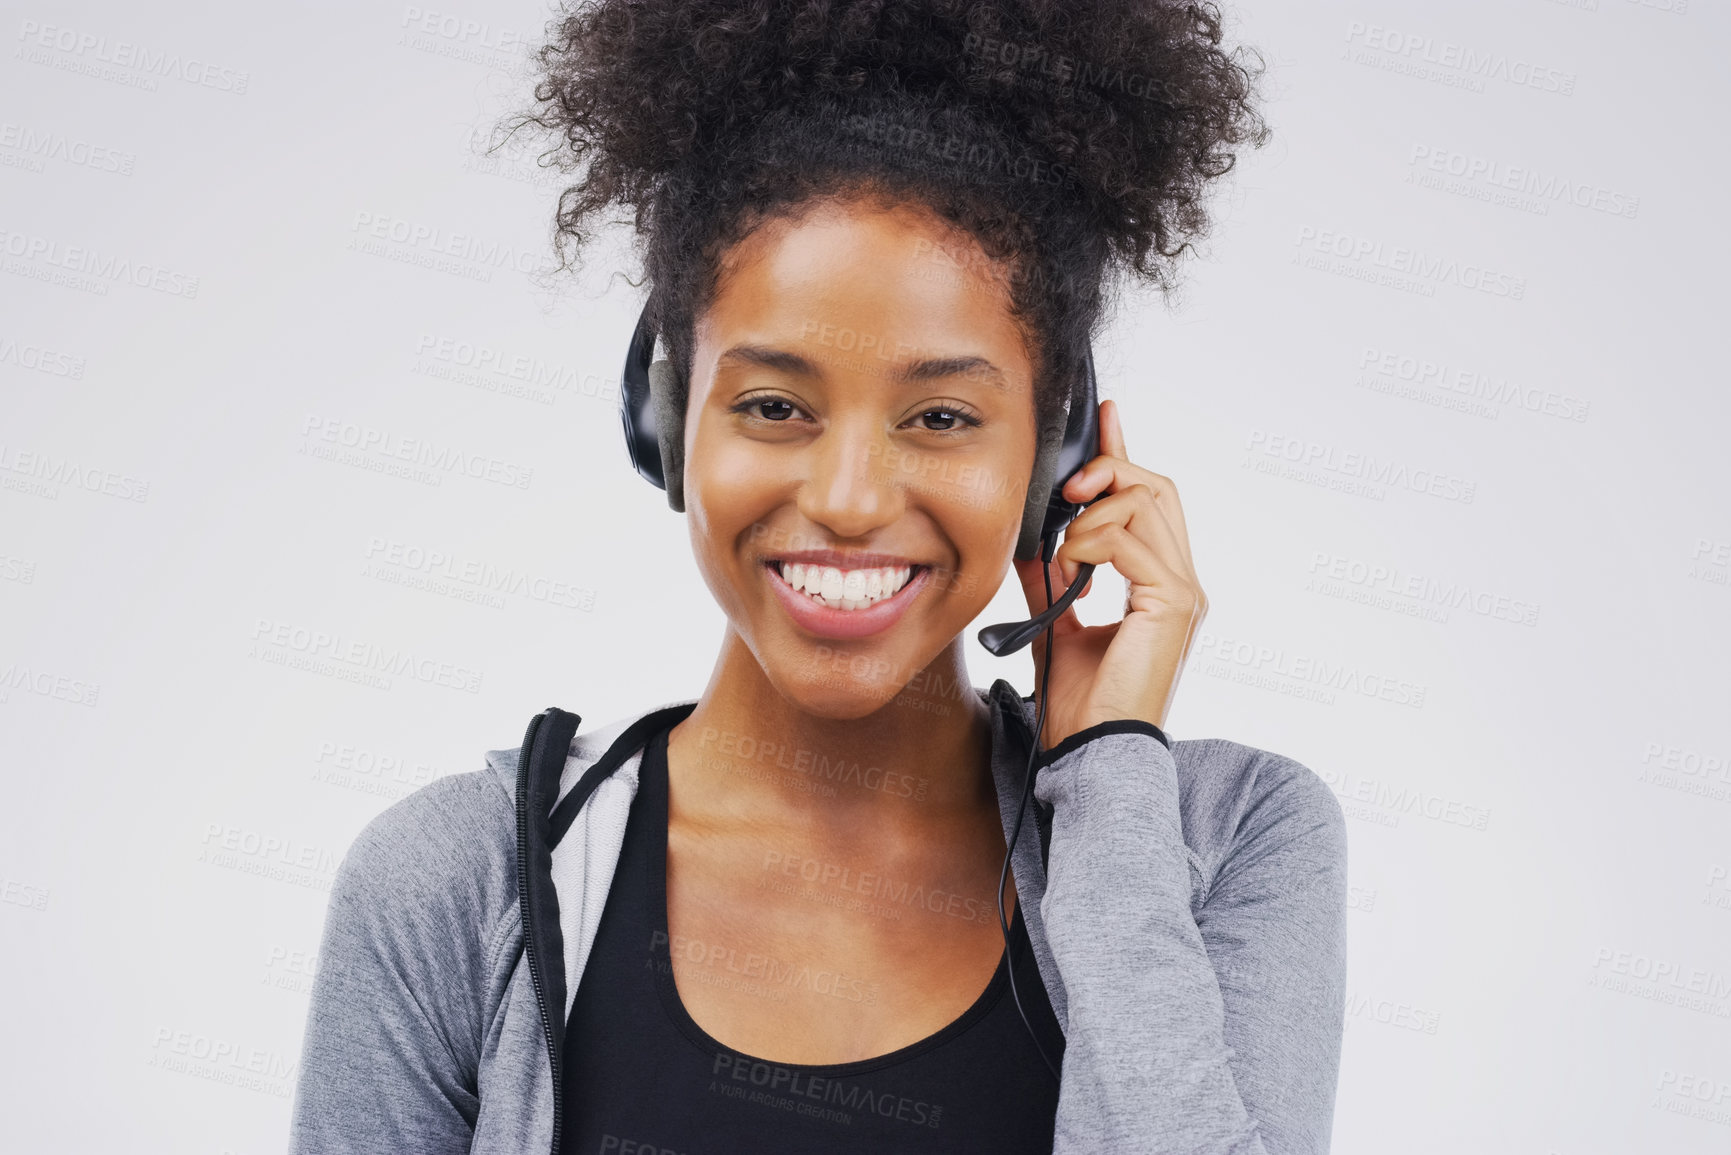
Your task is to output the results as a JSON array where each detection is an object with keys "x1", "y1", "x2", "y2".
[{"x1": 505, "y1": 0, "x2": 1269, "y2": 440}]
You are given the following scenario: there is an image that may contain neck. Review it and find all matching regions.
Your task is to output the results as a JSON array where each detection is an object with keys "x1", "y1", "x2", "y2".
[{"x1": 669, "y1": 627, "x2": 995, "y2": 834}]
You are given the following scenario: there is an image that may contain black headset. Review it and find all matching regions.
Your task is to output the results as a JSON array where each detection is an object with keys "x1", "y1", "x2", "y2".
[{"x1": 617, "y1": 298, "x2": 1101, "y2": 1079}]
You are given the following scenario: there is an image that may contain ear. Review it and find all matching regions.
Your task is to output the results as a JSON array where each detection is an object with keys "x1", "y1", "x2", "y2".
[{"x1": 647, "y1": 358, "x2": 685, "y2": 512}]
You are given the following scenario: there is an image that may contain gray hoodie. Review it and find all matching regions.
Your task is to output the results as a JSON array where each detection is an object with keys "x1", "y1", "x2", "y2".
[{"x1": 288, "y1": 679, "x2": 1347, "y2": 1153}]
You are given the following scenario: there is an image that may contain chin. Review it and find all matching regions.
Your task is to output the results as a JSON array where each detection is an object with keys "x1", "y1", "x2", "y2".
[{"x1": 766, "y1": 654, "x2": 913, "y2": 722}]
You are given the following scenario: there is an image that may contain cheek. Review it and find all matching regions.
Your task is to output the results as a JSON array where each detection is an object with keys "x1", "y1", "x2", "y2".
[
  {"x1": 975, "y1": 465, "x2": 1028, "y2": 531},
  {"x1": 931, "y1": 468, "x2": 1027, "y2": 601},
  {"x1": 682, "y1": 435, "x2": 785, "y2": 593},
  {"x1": 684, "y1": 428, "x2": 769, "y2": 528}
]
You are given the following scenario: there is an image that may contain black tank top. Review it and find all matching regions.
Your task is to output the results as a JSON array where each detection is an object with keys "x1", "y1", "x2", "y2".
[{"x1": 561, "y1": 724, "x2": 1064, "y2": 1154}]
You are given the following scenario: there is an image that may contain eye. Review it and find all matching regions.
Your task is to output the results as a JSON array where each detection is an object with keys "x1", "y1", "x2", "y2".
[
  {"x1": 728, "y1": 394, "x2": 806, "y2": 423},
  {"x1": 908, "y1": 404, "x2": 983, "y2": 434},
  {"x1": 726, "y1": 394, "x2": 983, "y2": 432}
]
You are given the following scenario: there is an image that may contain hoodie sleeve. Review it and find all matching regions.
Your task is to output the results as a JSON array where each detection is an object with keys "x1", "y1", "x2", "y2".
[
  {"x1": 1032, "y1": 723, "x2": 1349, "y2": 1154},
  {"x1": 289, "y1": 772, "x2": 515, "y2": 1155}
]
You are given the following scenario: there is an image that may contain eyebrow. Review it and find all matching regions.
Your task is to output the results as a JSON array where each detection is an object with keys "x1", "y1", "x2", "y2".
[{"x1": 717, "y1": 343, "x2": 1005, "y2": 385}]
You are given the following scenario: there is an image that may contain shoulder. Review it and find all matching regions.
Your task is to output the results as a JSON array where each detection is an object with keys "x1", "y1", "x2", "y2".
[
  {"x1": 340, "y1": 769, "x2": 515, "y2": 878},
  {"x1": 1169, "y1": 738, "x2": 1347, "y2": 892},
  {"x1": 329, "y1": 770, "x2": 519, "y2": 957},
  {"x1": 296, "y1": 770, "x2": 519, "y2": 1143}
]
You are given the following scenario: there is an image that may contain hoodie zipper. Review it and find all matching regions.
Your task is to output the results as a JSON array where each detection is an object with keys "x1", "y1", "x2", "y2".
[
  {"x1": 515, "y1": 703, "x2": 693, "y2": 1155},
  {"x1": 513, "y1": 711, "x2": 565, "y2": 1155}
]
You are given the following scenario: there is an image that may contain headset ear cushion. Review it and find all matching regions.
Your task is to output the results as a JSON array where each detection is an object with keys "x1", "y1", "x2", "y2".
[
  {"x1": 647, "y1": 358, "x2": 685, "y2": 513},
  {"x1": 1016, "y1": 420, "x2": 1064, "y2": 562}
]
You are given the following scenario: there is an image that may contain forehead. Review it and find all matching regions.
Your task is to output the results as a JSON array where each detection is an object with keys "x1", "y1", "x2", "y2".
[{"x1": 696, "y1": 195, "x2": 1032, "y2": 371}]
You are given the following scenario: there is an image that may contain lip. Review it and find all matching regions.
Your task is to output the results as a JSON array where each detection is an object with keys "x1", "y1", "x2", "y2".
[
  {"x1": 763, "y1": 560, "x2": 932, "y2": 640},
  {"x1": 767, "y1": 548, "x2": 921, "y2": 569}
]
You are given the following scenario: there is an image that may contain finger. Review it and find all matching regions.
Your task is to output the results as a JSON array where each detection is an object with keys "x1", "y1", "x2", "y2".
[
  {"x1": 1054, "y1": 522, "x2": 1195, "y2": 616},
  {"x1": 1060, "y1": 401, "x2": 1126, "y2": 506},
  {"x1": 1147, "y1": 473, "x2": 1196, "y2": 575},
  {"x1": 1100, "y1": 398, "x2": 1128, "y2": 460},
  {"x1": 1059, "y1": 484, "x2": 1197, "y2": 590},
  {"x1": 1063, "y1": 456, "x2": 1197, "y2": 576}
]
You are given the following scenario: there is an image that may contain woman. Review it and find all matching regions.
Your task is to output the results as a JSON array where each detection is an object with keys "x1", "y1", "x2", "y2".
[{"x1": 289, "y1": 2, "x2": 1348, "y2": 1152}]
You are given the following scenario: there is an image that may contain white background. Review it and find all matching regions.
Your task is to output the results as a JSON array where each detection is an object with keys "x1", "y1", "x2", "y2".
[{"x1": 3, "y1": 0, "x2": 1728, "y2": 1152}]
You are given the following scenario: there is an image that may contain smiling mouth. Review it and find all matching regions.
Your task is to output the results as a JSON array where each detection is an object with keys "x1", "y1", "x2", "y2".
[{"x1": 766, "y1": 560, "x2": 928, "y2": 612}]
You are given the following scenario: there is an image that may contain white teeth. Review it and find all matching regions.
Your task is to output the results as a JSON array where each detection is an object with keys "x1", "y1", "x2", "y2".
[{"x1": 774, "y1": 562, "x2": 915, "y2": 610}]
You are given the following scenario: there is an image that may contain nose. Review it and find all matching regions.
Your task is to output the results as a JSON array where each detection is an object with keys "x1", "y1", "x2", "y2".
[{"x1": 795, "y1": 414, "x2": 907, "y2": 541}]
